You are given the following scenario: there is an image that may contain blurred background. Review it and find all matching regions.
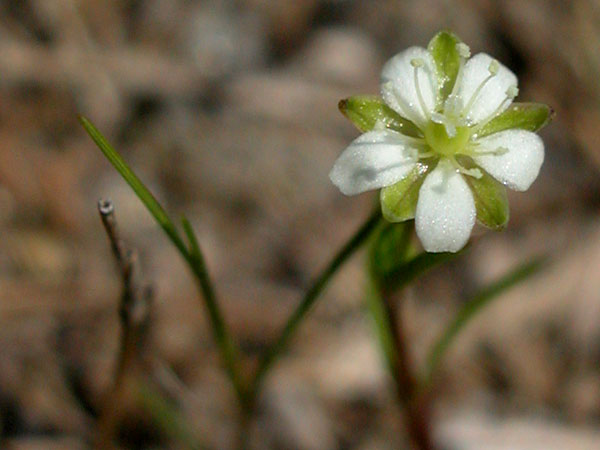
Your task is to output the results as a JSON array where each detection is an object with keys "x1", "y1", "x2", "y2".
[{"x1": 1, "y1": 0, "x2": 600, "y2": 448}]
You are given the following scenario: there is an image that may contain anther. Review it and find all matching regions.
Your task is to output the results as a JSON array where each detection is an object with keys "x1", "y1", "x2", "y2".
[
  {"x1": 461, "y1": 167, "x2": 483, "y2": 178},
  {"x1": 506, "y1": 85, "x2": 519, "y2": 99},
  {"x1": 450, "y1": 157, "x2": 483, "y2": 179},
  {"x1": 411, "y1": 58, "x2": 425, "y2": 68},
  {"x1": 373, "y1": 120, "x2": 387, "y2": 131},
  {"x1": 488, "y1": 59, "x2": 499, "y2": 76},
  {"x1": 456, "y1": 43, "x2": 471, "y2": 59}
]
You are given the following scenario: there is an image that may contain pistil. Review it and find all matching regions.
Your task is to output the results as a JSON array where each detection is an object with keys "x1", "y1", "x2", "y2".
[{"x1": 424, "y1": 121, "x2": 471, "y2": 157}]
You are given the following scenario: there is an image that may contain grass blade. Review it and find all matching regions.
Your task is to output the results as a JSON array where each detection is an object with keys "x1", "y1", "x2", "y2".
[
  {"x1": 181, "y1": 215, "x2": 201, "y2": 259},
  {"x1": 79, "y1": 116, "x2": 186, "y2": 254}
]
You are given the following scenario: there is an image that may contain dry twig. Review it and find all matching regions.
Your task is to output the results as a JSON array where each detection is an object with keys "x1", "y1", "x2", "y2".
[{"x1": 94, "y1": 199, "x2": 153, "y2": 449}]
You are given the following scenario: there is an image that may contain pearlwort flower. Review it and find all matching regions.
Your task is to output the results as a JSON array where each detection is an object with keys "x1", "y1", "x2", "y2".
[{"x1": 330, "y1": 31, "x2": 552, "y2": 253}]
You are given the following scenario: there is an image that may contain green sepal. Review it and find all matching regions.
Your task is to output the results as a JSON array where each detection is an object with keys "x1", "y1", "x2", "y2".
[
  {"x1": 380, "y1": 161, "x2": 433, "y2": 222},
  {"x1": 339, "y1": 96, "x2": 422, "y2": 137},
  {"x1": 458, "y1": 157, "x2": 509, "y2": 230},
  {"x1": 476, "y1": 102, "x2": 554, "y2": 137},
  {"x1": 428, "y1": 31, "x2": 462, "y2": 104}
]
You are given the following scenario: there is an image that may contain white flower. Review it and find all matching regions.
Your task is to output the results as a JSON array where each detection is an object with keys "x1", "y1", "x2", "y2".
[{"x1": 330, "y1": 32, "x2": 549, "y2": 253}]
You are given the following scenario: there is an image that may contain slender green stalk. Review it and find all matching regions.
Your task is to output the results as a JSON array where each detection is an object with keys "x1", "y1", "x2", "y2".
[
  {"x1": 181, "y1": 216, "x2": 202, "y2": 259},
  {"x1": 366, "y1": 221, "x2": 412, "y2": 373},
  {"x1": 378, "y1": 287, "x2": 434, "y2": 450},
  {"x1": 247, "y1": 208, "x2": 383, "y2": 402},
  {"x1": 181, "y1": 221, "x2": 247, "y2": 401},
  {"x1": 367, "y1": 224, "x2": 435, "y2": 450},
  {"x1": 80, "y1": 117, "x2": 246, "y2": 402},
  {"x1": 80, "y1": 117, "x2": 185, "y2": 253}
]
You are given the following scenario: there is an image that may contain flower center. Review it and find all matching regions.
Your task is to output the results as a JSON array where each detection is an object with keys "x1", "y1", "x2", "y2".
[{"x1": 424, "y1": 121, "x2": 471, "y2": 157}]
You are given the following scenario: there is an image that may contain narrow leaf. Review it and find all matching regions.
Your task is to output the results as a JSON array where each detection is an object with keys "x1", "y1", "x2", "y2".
[
  {"x1": 423, "y1": 257, "x2": 547, "y2": 386},
  {"x1": 380, "y1": 161, "x2": 433, "y2": 223},
  {"x1": 477, "y1": 103, "x2": 554, "y2": 137},
  {"x1": 79, "y1": 116, "x2": 185, "y2": 252},
  {"x1": 339, "y1": 96, "x2": 422, "y2": 137},
  {"x1": 181, "y1": 215, "x2": 201, "y2": 260},
  {"x1": 428, "y1": 31, "x2": 461, "y2": 103}
]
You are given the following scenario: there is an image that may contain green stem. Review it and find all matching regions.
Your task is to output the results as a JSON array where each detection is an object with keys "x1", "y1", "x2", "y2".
[
  {"x1": 184, "y1": 247, "x2": 247, "y2": 402},
  {"x1": 379, "y1": 288, "x2": 434, "y2": 450},
  {"x1": 180, "y1": 217, "x2": 247, "y2": 400},
  {"x1": 247, "y1": 208, "x2": 383, "y2": 403}
]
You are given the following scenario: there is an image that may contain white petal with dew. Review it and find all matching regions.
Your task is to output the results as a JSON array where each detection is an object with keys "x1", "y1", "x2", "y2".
[
  {"x1": 458, "y1": 53, "x2": 517, "y2": 124},
  {"x1": 473, "y1": 129, "x2": 544, "y2": 191},
  {"x1": 415, "y1": 160, "x2": 476, "y2": 253},
  {"x1": 380, "y1": 47, "x2": 437, "y2": 127},
  {"x1": 329, "y1": 130, "x2": 419, "y2": 196}
]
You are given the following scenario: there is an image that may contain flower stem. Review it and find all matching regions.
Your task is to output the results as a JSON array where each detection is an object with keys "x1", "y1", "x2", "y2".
[
  {"x1": 246, "y1": 208, "x2": 383, "y2": 404},
  {"x1": 381, "y1": 288, "x2": 434, "y2": 450}
]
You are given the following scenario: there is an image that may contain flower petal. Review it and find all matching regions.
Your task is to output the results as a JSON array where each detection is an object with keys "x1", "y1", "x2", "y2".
[
  {"x1": 458, "y1": 53, "x2": 517, "y2": 124},
  {"x1": 381, "y1": 47, "x2": 438, "y2": 127},
  {"x1": 329, "y1": 130, "x2": 418, "y2": 196},
  {"x1": 473, "y1": 129, "x2": 544, "y2": 191},
  {"x1": 415, "y1": 160, "x2": 476, "y2": 253}
]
